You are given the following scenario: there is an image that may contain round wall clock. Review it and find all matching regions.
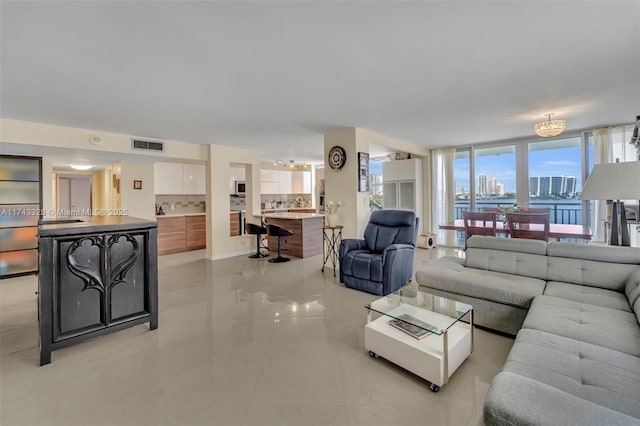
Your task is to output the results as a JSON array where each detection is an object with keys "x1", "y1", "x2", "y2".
[{"x1": 328, "y1": 145, "x2": 347, "y2": 170}]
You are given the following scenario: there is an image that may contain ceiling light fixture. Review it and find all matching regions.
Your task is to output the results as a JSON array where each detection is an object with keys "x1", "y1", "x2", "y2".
[
  {"x1": 69, "y1": 164, "x2": 92, "y2": 171},
  {"x1": 534, "y1": 113, "x2": 566, "y2": 137},
  {"x1": 272, "y1": 160, "x2": 307, "y2": 169}
]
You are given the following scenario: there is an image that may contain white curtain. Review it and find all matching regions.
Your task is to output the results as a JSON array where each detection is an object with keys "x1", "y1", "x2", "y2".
[
  {"x1": 591, "y1": 125, "x2": 636, "y2": 242},
  {"x1": 592, "y1": 128, "x2": 613, "y2": 242},
  {"x1": 431, "y1": 148, "x2": 455, "y2": 246}
]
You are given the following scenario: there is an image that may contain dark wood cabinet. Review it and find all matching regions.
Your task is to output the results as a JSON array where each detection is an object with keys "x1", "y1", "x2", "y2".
[{"x1": 39, "y1": 217, "x2": 157, "y2": 365}]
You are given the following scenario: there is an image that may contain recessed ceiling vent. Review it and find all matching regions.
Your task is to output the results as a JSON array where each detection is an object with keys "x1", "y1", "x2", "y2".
[{"x1": 132, "y1": 139, "x2": 164, "y2": 152}]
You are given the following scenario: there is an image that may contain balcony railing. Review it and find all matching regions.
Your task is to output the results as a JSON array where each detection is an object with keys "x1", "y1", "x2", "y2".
[{"x1": 454, "y1": 201, "x2": 583, "y2": 225}]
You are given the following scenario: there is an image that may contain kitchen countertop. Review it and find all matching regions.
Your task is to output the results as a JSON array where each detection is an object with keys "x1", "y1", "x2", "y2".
[
  {"x1": 261, "y1": 212, "x2": 324, "y2": 220},
  {"x1": 156, "y1": 212, "x2": 206, "y2": 217},
  {"x1": 39, "y1": 216, "x2": 156, "y2": 237}
]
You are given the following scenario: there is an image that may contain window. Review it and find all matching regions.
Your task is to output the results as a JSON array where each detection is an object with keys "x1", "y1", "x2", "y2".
[
  {"x1": 528, "y1": 137, "x2": 582, "y2": 224},
  {"x1": 474, "y1": 145, "x2": 516, "y2": 211},
  {"x1": 369, "y1": 157, "x2": 385, "y2": 209}
]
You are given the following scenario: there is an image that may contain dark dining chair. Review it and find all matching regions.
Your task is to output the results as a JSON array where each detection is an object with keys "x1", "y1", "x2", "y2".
[
  {"x1": 506, "y1": 212, "x2": 550, "y2": 241},
  {"x1": 463, "y1": 211, "x2": 497, "y2": 249}
]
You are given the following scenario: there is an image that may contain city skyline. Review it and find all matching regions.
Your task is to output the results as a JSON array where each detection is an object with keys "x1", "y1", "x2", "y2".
[{"x1": 454, "y1": 143, "x2": 583, "y2": 196}]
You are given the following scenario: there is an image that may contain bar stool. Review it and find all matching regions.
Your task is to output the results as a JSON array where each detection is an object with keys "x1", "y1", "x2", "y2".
[
  {"x1": 245, "y1": 223, "x2": 268, "y2": 258},
  {"x1": 267, "y1": 224, "x2": 294, "y2": 263}
]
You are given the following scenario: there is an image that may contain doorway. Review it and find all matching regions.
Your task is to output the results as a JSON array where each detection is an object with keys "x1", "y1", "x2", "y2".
[{"x1": 56, "y1": 174, "x2": 92, "y2": 216}]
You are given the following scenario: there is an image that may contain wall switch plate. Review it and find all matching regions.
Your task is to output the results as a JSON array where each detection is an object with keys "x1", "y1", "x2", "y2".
[{"x1": 170, "y1": 204, "x2": 175, "y2": 210}]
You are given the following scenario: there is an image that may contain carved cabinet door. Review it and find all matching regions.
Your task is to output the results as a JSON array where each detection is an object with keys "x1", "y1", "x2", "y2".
[
  {"x1": 108, "y1": 233, "x2": 146, "y2": 323},
  {"x1": 55, "y1": 236, "x2": 106, "y2": 341},
  {"x1": 53, "y1": 232, "x2": 147, "y2": 342}
]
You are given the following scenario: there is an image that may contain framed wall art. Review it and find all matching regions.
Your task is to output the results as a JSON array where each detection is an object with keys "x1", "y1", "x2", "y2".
[{"x1": 358, "y1": 152, "x2": 369, "y2": 192}]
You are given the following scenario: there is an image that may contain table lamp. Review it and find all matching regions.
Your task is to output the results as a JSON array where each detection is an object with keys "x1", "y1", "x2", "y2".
[{"x1": 580, "y1": 160, "x2": 640, "y2": 246}]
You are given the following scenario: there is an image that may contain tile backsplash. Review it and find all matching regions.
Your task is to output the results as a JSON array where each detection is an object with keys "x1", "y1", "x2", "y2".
[
  {"x1": 156, "y1": 195, "x2": 205, "y2": 214},
  {"x1": 230, "y1": 196, "x2": 245, "y2": 211},
  {"x1": 260, "y1": 194, "x2": 312, "y2": 209}
]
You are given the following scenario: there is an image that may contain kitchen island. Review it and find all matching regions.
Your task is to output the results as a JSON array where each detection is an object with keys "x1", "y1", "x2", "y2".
[
  {"x1": 261, "y1": 212, "x2": 324, "y2": 258},
  {"x1": 38, "y1": 216, "x2": 158, "y2": 365}
]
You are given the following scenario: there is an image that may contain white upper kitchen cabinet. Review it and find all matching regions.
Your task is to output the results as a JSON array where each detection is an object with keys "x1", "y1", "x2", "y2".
[
  {"x1": 155, "y1": 162, "x2": 184, "y2": 194},
  {"x1": 292, "y1": 171, "x2": 311, "y2": 194},
  {"x1": 260, "y1": 169, "x2": 280, "y2": 194},
  {"x1": 279, "y1": 171, "x2": 292, "y2": 194},
  {"x1": 183, "y1": 164, "x2": 206, "y2": 194},
  {"x1": 155, "y1": 162, "x2": 205, "y2": 195}
]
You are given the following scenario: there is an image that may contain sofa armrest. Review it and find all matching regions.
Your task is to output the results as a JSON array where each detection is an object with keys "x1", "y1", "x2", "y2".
[
  {"x1": 382, "y1": 244, "x2": 416, "y2": 294},
  {"x1": 382, "y1": 243, "x2": 414, "y2": 261},
  {"x1": 339, "y1": 238, "x2": 367, "y2": 258}
]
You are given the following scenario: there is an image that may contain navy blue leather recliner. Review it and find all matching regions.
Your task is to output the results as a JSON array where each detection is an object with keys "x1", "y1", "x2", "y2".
[{"x1": 339, "y1": 210, "x2": 419, "y2": 296}]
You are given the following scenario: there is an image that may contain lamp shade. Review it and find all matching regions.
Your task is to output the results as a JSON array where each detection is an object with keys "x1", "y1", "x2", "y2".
[{"x1": 580, "y1": 161, "x2": 640, "y2": 200}]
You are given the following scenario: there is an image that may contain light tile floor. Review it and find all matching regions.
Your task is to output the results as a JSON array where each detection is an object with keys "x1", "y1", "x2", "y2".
[{"x1": 0, "y1": 247, "x2": 513, "y2": 426}]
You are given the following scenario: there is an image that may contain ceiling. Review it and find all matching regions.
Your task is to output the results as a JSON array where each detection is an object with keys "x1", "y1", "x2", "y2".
[{"x1": 2, "y1": 1, "x2": 639, "y2": 165}]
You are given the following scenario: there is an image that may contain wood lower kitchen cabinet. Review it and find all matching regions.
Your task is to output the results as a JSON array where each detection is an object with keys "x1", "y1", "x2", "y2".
[
  {"x1": 186, "y1": 215, "x2": 206, "y2": 249},
  {"x1": 157, "y1": 216, "x2": 186, "y2": 255},
  {"x1": 230, "y1": 211, "x2": 241, "y2": 237},
  {"x1": 157, "y1": 214, "x2": 206, "y2": 254},
  {"x1": 263, "y1": 213, "x2": 324, "y2": 258}
]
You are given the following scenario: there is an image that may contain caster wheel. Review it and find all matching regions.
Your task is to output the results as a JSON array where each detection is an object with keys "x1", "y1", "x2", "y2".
[
  {"x1": 429, "y1": 383, "x2": 440, "y2": 393},
  {"x1": 368, "y1": 351, "x2": 377, "y2": 358}
]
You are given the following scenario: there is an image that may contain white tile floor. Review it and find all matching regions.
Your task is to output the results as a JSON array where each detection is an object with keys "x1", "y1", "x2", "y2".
[{"x1": 0, "y1": 247, "x2": 513, "y2": 426}]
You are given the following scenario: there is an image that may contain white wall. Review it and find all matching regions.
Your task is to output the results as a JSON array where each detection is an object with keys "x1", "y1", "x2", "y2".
[
  {"x1": 1, "y1": 119, "x2": 207, "y2": 161},
  {"x1": 324, "y1": 128, "x2": 431, "y2": 238},
  {"x1": 119, "y1": 161, "x2": 156, "y2": 221},
  {"x1": 206, "y1": 145, "x2": 261, "y2": 260}
]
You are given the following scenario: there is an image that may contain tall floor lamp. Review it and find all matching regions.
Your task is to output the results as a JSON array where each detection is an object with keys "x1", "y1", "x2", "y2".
[{"x1": 580, "y1": 161, "x2": 640, "y2": 246}]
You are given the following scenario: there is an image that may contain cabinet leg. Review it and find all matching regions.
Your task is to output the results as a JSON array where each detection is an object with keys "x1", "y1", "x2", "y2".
[
  {"x1": 40, "y1": 346, "x2": 51, "y2": 366},
  {"x1": 150, "y1": 314, "x2": 158, "y2": 330}
]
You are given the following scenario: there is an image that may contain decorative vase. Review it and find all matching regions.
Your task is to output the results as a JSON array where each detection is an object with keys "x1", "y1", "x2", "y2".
[{"x1": 326, "y1": 213, "x2": 338, "y2": 227}]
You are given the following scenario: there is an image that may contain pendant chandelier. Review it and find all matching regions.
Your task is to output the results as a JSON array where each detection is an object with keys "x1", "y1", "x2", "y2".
[{"x1": 534, "y1": 113, "x2": 566, "y2": 137}]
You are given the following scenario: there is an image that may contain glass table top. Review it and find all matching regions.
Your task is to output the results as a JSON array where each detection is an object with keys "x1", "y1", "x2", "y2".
[{"x1": 365, "y1": 283, "x2": 473, "y2": 336}]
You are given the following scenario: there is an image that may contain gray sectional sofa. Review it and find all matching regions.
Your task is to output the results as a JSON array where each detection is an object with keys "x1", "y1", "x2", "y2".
[{"x1": 415, "y1": 236, "x2": 640, "y2": 425}]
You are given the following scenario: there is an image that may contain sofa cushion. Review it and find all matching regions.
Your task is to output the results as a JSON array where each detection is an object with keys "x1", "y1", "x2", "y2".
[
  {"x1": 484, "y1": 373, "x2": 640, "y2": 426},
  {"x1": 546, "y1": 243, "x2": 640, "y2": 292},
  {"x1": 544, "y1": 281, "x2": 631, "y2": 312},
  {"x1": 547, "y1": 241, "x2": 640, "y2": 264},
  {"x1": 503, "y1": 329, "x2": 640, "y2": 419},
  {"x1": 523, "y1": 295, "x2": 640, "y2": 356},
  {"x1": 467, "y1": 235, "x2": 547, "y2": 255},
  {"x1": 415, "y1": 259, "x2": 546, "y2": 309},
  {"x1": 625, "y1": 269, "x2": 640, "y2": 306},
  {"x1": 634, "y1": 297, "x2": 640, "y2": 325},
  {"x1": 340, "y1": 250, "x2": 383, "y2": 282}
]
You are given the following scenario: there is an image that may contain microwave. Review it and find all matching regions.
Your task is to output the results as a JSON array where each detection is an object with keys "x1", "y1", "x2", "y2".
[{"x1": 234, "y1": 181, "x2": 246, "y2": 195}]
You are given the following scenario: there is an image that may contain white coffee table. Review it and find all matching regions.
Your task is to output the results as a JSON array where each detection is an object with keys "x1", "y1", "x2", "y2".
[{"x1": 365, "y1": 284, "x2": 474, "y2": 392}]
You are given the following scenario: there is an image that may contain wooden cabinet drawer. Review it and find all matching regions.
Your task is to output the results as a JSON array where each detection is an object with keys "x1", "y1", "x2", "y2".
[
  {"x1": 186, "y1": 215, "x2": 206, "y2": 231},
  {"x1": 158, "y1": 216, "x2": 187, "y2": 254},
  {"x1": 157, "y1": 216, "x2": 186, "y2": 233},
  {"x1": 186, "y1": 231, "x2": 206, "y2": 249},
  {"x1": 158, "y1": 232, "x2": 186, "y2": 255}
]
